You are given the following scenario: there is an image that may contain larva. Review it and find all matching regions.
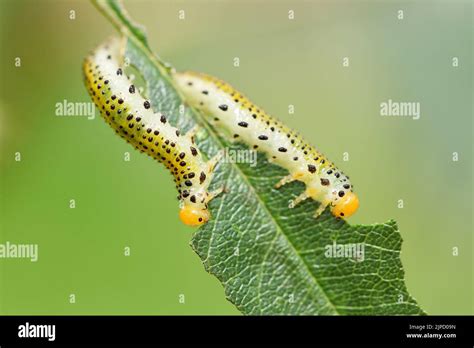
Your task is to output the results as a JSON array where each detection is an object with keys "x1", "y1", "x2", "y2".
[
  {"x1": 174, "y1": 71, "x2": 359, "y2": 219},
  {"x1": 83, "y1": 38, "x2": 221, "y2": 226}
]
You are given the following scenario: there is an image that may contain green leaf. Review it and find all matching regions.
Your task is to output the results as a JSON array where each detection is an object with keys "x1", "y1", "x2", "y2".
[{"x1": 91, "y1": 0, "x2": 425, "y2": 315}]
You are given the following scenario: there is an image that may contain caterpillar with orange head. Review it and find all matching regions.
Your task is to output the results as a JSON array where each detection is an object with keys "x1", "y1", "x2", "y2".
[
  {"x1": 173, "y1": 71, "x2": 359, "y2": 219},
  {"x1": 83, "y1": 37, "x2": 222, "y2": 226}
]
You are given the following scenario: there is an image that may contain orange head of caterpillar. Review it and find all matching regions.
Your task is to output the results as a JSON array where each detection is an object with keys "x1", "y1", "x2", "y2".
[
  {"x1": 179, "y1": 205, "x2": 210, "y2": 226},
  {"x1": 331, "y1": 191, "x2": 359, "y2": 219}
]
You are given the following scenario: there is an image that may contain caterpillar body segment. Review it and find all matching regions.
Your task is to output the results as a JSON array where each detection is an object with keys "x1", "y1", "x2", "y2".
[
  {"x1": 174, "y1": 71, "x2": 359, "y2": 219},
  {"x1": 83, "y1": 38, "x2": 219, "y2": 226}
]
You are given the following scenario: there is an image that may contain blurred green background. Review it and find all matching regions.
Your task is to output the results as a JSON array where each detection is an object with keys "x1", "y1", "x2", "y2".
[{"x1": 0, "y1": 0, "x2": 472, "y2": 315}]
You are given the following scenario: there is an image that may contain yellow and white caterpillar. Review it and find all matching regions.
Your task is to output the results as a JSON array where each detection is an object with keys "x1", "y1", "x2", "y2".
[
  {"x1": 174, "y1": 72, "x2": 359, "y2": 219},
  {"x1": 83, "y1": 38, "x2": 221, "y2": 226}
]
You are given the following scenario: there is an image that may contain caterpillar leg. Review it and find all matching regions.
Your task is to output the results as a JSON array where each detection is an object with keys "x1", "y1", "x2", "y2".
[
  {"x1": 314, "y1": 201, "x2": 330, "y2": 218},
  {"x1": 206, "y1": 149, "x2": 225, "y2": 174},
  {"x1": 207, "y1": 186, "x2": 226, "y2": 203},
  {"x1": 275, "y1": 170, "x2": 306, "y2": 189},
  {"x1": 185, "y1": 124, "x2": 202, "y2": 143},
  {"x1": 289, "y1": 191, "x2": 310, "y2": 208},
  {"x1": 204, "y1": 150, "x2": 228, "y2": 204},
  {"x1": 204, "y1": 158, "x2": 227, "y2": 207},
  {"x1": 275, "y1": 174, "x2": 295, "y2": 189}
]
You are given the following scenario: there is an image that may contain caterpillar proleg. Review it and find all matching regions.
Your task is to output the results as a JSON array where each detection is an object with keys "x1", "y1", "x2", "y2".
[
  {"x1": 83, "y1": 38, "x2": 221, "y2": 226},
  {"x1": 174, "y1": 71, "x2": 359, "y2": 219}
]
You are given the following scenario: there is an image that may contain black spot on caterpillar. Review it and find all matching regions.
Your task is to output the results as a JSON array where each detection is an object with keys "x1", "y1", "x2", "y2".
[
  {"x1": 174, "y1": 71, "x2": 359, "y2": 219},
  {"x1": 83, "y1": 38, "x2": 222, "y2": 226}
]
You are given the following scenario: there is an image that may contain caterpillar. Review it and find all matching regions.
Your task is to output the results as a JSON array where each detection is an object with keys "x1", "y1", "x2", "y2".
[
  {"x1": 83, "y1": 38, "x2": 222, "y2": 226},
  {"x1": 173, "y1": 71, "x2": 359, "y2": 219}
]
